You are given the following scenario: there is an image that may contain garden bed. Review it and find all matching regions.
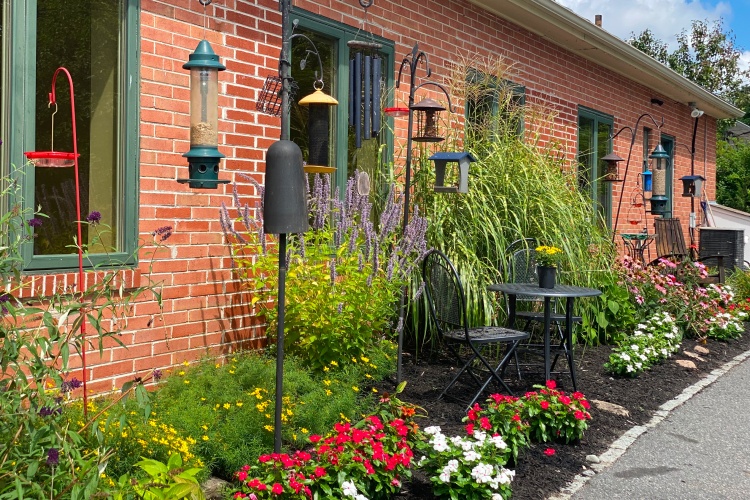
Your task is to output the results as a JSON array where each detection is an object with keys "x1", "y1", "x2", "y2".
[{"x1": 388, "y1": 329, "x2": 750, "y2": 499}]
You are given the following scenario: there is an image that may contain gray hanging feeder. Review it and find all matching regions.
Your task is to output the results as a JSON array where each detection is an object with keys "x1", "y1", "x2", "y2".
[{"x1": 429, "y1": 152, "x2": 477, "y2": 193}]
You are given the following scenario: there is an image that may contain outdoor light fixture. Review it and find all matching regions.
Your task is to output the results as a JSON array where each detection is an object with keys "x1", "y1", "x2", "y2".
[
  {"x1": 298, "y1": 85, "x2": 339, "y2": 174},
  {"x1": 648, "y1": 143, "x2": 670, "y2": 216},
  {"x1": 178, "y1": 39, "x2": 228, "y2": 189},
  {"x1": 689, "y1": 102, "x2": 704, "y2": 118},
  {"x1": 601, "y1": 152, "x2": 625, "y2": 182},
  {"x1": 411, "y1": 97, "x2": 446, "y2": 142},
  {"x1": 679, "y1": 174, "x2": 705, "y2": 198},
  {"x1": 430, "y1": 152, "x2": 476, "y2": 193}
]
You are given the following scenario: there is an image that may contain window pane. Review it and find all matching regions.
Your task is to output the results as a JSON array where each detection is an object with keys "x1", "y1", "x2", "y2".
[
  {"x1": 33, "y1": 0, "x2": 121, "y2": 255},
  {"x1": 597, "y1": 121, "x2": 612, "y2": 220},
  {"x1": 577, "y1": 115, "x2": 593, "y2": 191}
]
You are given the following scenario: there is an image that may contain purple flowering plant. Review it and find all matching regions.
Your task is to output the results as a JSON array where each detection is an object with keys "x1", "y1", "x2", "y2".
[
  {"x1": 1, "y1": 170, "x2": 174, "y2": 496},
  {"x1": 221, "y1": 172, "x2": 429, "y2": 371}
]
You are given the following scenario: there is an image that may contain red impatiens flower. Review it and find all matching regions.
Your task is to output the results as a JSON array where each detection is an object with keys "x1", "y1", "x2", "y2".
[
  {"x1": 546, "y1": 380, "x2": 557, "y2": 390},
  {"x1": 465, "y1": 423, "x2": 475, "y2": 435},
  {"x1": 309, "y1": 434, "x2": 322, "y2": 443},
  {"x1": 544, "y1": 448, "x2": 556, "y2": 456},
  {"x1": 480, "y1": 417, "x2": 491, "y2": 430},
  {"x1": 540, "y1": 401, "x2": 550, "y2": 410},
  {"x1": 271, "y1": 483, "x2": 283, "y2": 495}
]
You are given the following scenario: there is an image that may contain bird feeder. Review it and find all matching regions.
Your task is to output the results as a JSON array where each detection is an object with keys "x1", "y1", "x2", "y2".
[
  {"x1": 263, "y1": 140, "x2": 309, "y2": 235},
  {"x1": 429, "y1": 152, "x2": 476, "y2": 193},
  {"x1": 679, "y1": 174, "x2": 704, "y2": 198},
  {"x1": 648, "y1": 144, "x2": 669, "y2": 216},
  {"x1": 601, "y1": 152, "x2": 624, "y2": 182},
  {"x1": 384, "y1": 106, "x2": 409, "y2": 117},
  {"x1": 641, "y1": 165, "x2": 653, "y2": 200},
  {"x1": 178, "y1": 39, "x2": 228, "y2": 189},
  {"x1": 298, "y1": 85, "x2": 338, "y2": 174},
  {"x1": 411, "y1": 98, "x2": 445, "y2": 142}
]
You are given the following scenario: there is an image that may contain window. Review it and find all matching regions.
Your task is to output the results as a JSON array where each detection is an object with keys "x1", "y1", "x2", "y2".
[
  {"x1": 2, "y1": 0, "x2": 139, "y2": 271},
  {"x1": 577, "y1": 107, "x2": 613, "y2": 226},
  {"x1": 465, "y1": 69, "x2": 524, "y2": 142},
  {"x1": 290, "y1": 9, "x2": 394, "y2": 191}
]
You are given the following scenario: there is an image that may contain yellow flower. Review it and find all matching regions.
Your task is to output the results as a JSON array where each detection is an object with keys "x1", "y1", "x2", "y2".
[
  {"x1": 330, "y1": 361, "x2": 338, "y2": 367},
  {"x1": 201, "y1": 425, "x2": 208, "y2": 431},
  {"x1": 323, "y1": 366, "x2": 329, "y2": 372},
  {"x1": 264, "y1": 425, "x2": 274, "y2": 432},
  {"x1": 351, "y1": 357, "x2": 357, "y2": 363},
  {"x1": 184, "y1": 380, "x2": 190, "y2": 384},
  {"x1": 178, "y1": 371, "x2": 185, "y2": 376},
  {"x1": 236, "y1": 401, "x2": 243, "y2": 407},
  {"x1": 202, "y1": 435, "x2": 209, "y2": 441},
  {"x1": 339, "y1": 413, "x2": 350, "y2": 422},
  {"x1": 223, "y1": 403, "x2": 231, "y2": 410},
  {"x1": 323, "y1": 380, "x2": 331, "y2": 386},
  {"x1": 360, "y1": 356, "x2": 370, "y2": 363},
  {"x1": 372, "y1": 388, "x2": 378, "y2": 393},
  {"x1": 182, "y1": 360, "x2": 190, "y2": 367},
  {"x1": 301, "y1": 428, "x2": 309, "y2": 434},
  {"x1": 229, "y1": 369, "x2": 236, "y2": 374},
  {"x1": 365, "y1": 374, "x2": 372, "y2": 379},
  {"x1": 352, "y1": 386, "x2": 359, "y2": 392},
  {"x1": 325, "y1": 389, "x2": 332, "y2": 396},
  {"x1": 215, "y1": 363, "x2": 221, "y2": 369},
  {"x1": 369, "y1": 363, "x2": 377, "y2": 369}
]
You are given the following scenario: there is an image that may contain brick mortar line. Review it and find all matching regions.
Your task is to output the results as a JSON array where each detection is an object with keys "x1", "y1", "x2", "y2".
[{"x1": 548, "y1": 346, "x2": 750, "y2": 500}]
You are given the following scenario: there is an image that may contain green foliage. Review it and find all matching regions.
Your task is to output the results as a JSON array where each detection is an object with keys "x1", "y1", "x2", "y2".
[
  {"x1": 706, "y1": 310, "x2": 746, "y2": 340},
  {"x1": 0, "y1": 170, "x2": 166, "y2": 498},
  {"x1": 114, "y1": 453, "x2": 205, "y2": 500},
  {"x1": 416, "y1": 425, "x2": 514, "y2": 500},
  {"x1": 628, "y1": 20, "x2": 749, "y2": 98},
  {"x1": 581, "y1": 268, "x2": 637, "y2": 344},
  {"x1": 605, "y1": 311, "x2": 683, "y2": 376},
  {"x1": 521, "y1": 380, "x2": 592, "y2": 444},
  {"x1": 726, "y1": 267, "x2": 750, "y2": 301},
  {"x1": 151, "y1": 343, "x2": 396, "y2": 481},
  {"x1": 717, "y1": 139, "x2": 750, "y2": 213},
  {"x1": 223, "y1": 174, "x2": 426, "y2": 371}
]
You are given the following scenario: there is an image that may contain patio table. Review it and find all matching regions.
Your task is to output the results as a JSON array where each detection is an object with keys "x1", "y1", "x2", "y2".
[
  {"x1": 487, "y1": 283, "x2": 601, "y2": 390},
  {"x1": 620, "y1": 232, "x2": 654, "y2": 263}
]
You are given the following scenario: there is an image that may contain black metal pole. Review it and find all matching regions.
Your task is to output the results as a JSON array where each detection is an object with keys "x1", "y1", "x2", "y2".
[
  {"x1": 689, "y1": 115, "x2": 700, "y2": 255},
  {"x1": 273, "y1": 0, "x2": 292, "y2": 454}
]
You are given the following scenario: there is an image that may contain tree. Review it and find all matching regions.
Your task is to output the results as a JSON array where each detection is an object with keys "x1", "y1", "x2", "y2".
[
  {"x1": 629, "y1": 20, "x2": 749, "y2": 99},
  {"x1": 629, "y1": 20, "x2": 750, "y2": 212}
]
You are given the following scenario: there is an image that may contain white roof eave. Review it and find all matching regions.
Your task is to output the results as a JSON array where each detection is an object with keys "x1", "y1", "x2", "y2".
[{"x1": 467, "y1": 0, "x2": 744, "y2": 119}]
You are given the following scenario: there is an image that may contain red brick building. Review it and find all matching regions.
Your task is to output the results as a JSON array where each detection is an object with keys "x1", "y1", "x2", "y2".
[{"x1": 1, "y1": 0, "x2": 742, "y2": 390}]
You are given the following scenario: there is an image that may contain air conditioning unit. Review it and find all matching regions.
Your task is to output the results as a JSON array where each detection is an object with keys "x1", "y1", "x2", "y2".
[{"x1": 699, "y1": 228, "x2": 745, "y2": 271}]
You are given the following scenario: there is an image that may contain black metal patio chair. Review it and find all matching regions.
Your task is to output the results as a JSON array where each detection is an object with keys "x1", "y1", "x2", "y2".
[{"x1": 422, "y1": 249, "x2": 529, "y2": 409}]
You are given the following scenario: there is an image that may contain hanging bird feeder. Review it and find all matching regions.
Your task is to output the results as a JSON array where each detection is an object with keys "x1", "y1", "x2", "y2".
[
  {"x1": 178, "y1": 39, "x2": 228, "y2": 189},
  {"x1": 429, "y1": 152, "x2": 476, "y2": 193},
  {"x1": 298, "y1": 82, "x2": 339, "y2": 174},
  {"x1": 384, "y1": 106, "x2": 409, "y2": 117},
  {"x1": 411, "y1": 97, "x2": 445, "y2": 142},
  {"x1": 24, "y1": 102, "x2": 79, "y2": 167},
  {"x1": 601, "y1": 152, "x2": 624, "y2": 182},
  {"x1": 679, "y1": 174, "x2": 704, "y2": 198},
  {"x1": 648, "y1": 144, "x2": 669, "y2": 216}
]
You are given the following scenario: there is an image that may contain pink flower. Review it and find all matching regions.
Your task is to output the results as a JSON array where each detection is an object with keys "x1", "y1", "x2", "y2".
[
  {"x1": 544, "y1": 448, "x2": 555, "y2": 456},
  {"x1": 480, "y1": 417, "x2": 491, "y2": 430},
  {"x1": 574, "y1": 411, "x2": 586, "y2": 420},
  {"x1": 540, "y1": 401, "x2": 549, "y2": 410},
  {"x1": 545, "y1": 380, "x2": 557, "y2": 390}
]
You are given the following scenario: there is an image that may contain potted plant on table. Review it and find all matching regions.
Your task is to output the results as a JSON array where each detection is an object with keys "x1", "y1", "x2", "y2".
[{"x1": 535, "y1": 245, "x2": 562, "y2": 289}]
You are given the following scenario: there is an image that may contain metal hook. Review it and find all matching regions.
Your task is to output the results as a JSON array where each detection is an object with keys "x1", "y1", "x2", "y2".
[
  {"x1": 47, "y1": 102, "x2": 58, "y2": 151},
  {"x1": 359, "y1": 0, "x2": 374, "y2": 7}
]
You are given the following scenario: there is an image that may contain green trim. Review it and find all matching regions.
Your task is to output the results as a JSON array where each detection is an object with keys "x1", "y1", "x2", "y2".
[
  {"x1": 577, "y1": 105, "x2": 614, "y2": 226},
  {"x1": 291, "y1": 8, "x2": 395, "y2": 192},
  {"x1": 7, "y1": 0, "x2": 140, "y2": 272},
  {"x1": 660, "y1": 133, "x2": 675, "y2": 217},
  {"x1": 465, "y1": 69, "x2": 525, "y2": 137}
]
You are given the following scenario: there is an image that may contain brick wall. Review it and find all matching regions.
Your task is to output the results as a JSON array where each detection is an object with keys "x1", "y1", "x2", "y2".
[{"x1": 47, "y1": 0, "x2": 719, "y2": 390}]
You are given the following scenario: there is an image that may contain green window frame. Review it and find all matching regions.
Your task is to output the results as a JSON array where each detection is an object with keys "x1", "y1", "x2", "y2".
[
  {"x1": 577, "y1": 106, "x2": 614, "y2": 226},
  {"x1": 290, "y1": 8, "x2": 394, "y2": 191},
  {"x1": 465, "y1": 69, "x2": 525, "y2": 140},
  {"x1": 660, "y1": 133, "x2": 675, "y2": 217},
  {"x1": 2, "y1": 0, "x2": 140, "y2": 272}
]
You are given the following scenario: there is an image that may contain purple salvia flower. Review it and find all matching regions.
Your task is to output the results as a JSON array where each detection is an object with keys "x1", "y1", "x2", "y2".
[
  {"x1": 395, "y1": 316, "x2": 404, "y2": 335},
  {"x1": 28, "y1": 218, "x2": 43, "y2": 228},
  {"x1": 348, "y1": 226, "x2": 358, "y2": 255},
  {"x1": 330, "y1": 258, "x2": 337, "y2": 284},
  {"x1": 85, "y1": 211, "x2": 101, "y2": 225},
  {"x1": 259, "y1": 225, "x2": 267, "y2": 256},
  {"x1": 413, "y1": 281, "x2": 425, "y2": 300},
  {"x1": 298, "y1": 233, "x2": 306, "y2": 259},
  {"x1": 366, "y1": 273, "x2": 373, "y2": 287},
  {"x1": 337, "y1": 302, "x2": 344, "y2": 314},
  {"x1": 386, "y1": 252, "x2": 397, "y2": 280},
  {"x1": 152, "y1": 369, "x2": 163, "y2": 381},
  {"x1": 46, "y1": 448, "x2": 59, "y2": 467},
  {"x1": 358, "y1": 253, "x2": 364, "y2": 272}
]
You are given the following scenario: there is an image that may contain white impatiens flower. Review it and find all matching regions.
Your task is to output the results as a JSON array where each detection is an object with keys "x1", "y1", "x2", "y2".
[
  {"x1": 463, "y1": 450, "x2": 481, "y2": 462},
  {"x1": 342, "y1": 481, "x2": 358, "y2": 497},
  {"x1": 489, "y1": 435, "x2": 507, "y2": 449},
  {"x1": 631, "y1": 344, "x2": 639, "y2": 351},
  {"x1": 424, "y1": 426, "x2": 441, "y2": 435},
  {"x1": 439, "y1": 469, "x2": 452, "y2": 483},
  {"x1": 446, "y1": 459, "x2": 459, "y2": 472},
  {"x1": 620, "y1": 353, "x2": 631, "y2": 361},
  {"x1": 626, "y1": 365, "x2": 634, "y2": 373},
  {"x1": 473, "y1": 430, "x2": 487, "y2": 442}
]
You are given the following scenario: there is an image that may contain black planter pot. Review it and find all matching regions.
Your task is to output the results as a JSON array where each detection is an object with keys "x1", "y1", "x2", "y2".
[{"x1": 537, "y1": 265, "x2": 556, "y2": 289}]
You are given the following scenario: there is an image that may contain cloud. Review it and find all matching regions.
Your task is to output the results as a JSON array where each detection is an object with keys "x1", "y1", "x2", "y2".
[{"x1": 554, "y1": 0, "x2": 732, "y2": 48}]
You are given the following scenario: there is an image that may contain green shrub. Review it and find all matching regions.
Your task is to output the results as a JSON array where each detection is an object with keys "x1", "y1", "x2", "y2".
[
  {"x1": 222, "y1": 174, "x2": 426, "y2": 371},
  {"x1": 604, "y1": 311, "x2": 682, "y2": 376},
  {"x1": 151, "y1": 342, "x2": 396, "y2": 480},
  {"x1": 463, "y1": 395, "x2": 530, "y2": 464},
  {"x1": 521, "y1": 380, "x2": 592, "y2": 444}
]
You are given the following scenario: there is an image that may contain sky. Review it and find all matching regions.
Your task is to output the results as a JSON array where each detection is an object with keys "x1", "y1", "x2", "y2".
[{"x1": 554, "y1": 0, "x2": 750, "y2": 74}]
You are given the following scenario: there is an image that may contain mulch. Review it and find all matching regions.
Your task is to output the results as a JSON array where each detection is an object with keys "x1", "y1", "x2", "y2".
[{"x1": 386, "y1": 327, "x2": 750, "y2": 499}]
